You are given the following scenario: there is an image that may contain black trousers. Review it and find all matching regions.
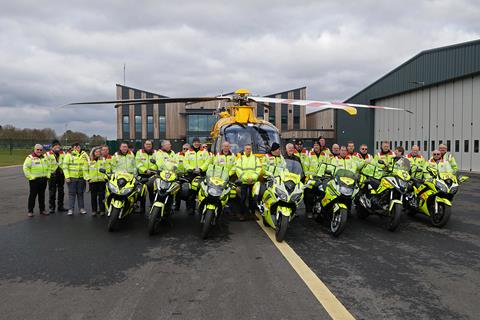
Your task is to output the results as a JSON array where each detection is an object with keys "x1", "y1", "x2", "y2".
[
  {"x1": 90, "y1": 181, "x2": 106, "y2": 212},
  {"x1": 304, "y1": 188, "x2": 314, "y2": 213},
  {"x1": 239, "y1": 184, "x2": 255, "y2": 215},
  {"x1": 28, "y1": 178, "x2": 48, "y2": 213},
  {"x1": 140, "y1": 175, "x2": 155, "y2": 210},
  {"x1": 48, "y1": 170, "x2": 65, "y2": 210}
]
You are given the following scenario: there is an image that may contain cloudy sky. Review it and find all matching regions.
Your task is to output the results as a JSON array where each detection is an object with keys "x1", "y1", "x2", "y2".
[{"x1": 0, "y1": 0, "x2": 479, "y2": 138}]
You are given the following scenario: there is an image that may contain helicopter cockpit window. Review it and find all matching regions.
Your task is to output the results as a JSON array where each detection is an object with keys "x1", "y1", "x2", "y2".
[{"x1": 222, "y1": 124, "x2": 280, "y2": 154}]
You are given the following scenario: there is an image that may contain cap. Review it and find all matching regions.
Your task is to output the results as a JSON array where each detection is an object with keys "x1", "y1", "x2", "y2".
[
  {"x1": 192, "y1": 137, "x2": 200, "y2": 143},
  {"x1": 270, "y1": 142, "x2": 280, "y2": 152}
]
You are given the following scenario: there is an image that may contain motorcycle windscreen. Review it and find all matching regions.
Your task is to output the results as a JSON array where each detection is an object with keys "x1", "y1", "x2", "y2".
[
  {"x1": 222, "y1": 123, "x2": 280, "y2": 155},
  {"x1": 284, "y1": 159, "x2": 304, "y2": 181}
]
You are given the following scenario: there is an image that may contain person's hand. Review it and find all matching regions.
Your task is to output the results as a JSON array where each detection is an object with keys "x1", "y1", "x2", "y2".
[{"x1": 65, "y1": 178, "x2": 71, "y2": 183}]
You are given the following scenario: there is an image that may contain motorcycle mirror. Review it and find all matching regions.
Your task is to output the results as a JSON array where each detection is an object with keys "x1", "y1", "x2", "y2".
[
  {"x1": 378, "y1": 160, "x2": 385, "y2": 165},
  {"x1": 325, "y1": 170, "x2": 332, "y2": 176},
  {"x1": 99, "y1": 168, "x2": 107, "y2": 174},
  {"x1": 459, "y1": 176, "x2": 469, "y2": 183},
  {"x1": 150, "y1": 159, "x2": 156, "y2": 164}
]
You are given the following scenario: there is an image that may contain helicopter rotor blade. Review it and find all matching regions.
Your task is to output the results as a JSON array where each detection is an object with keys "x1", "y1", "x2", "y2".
[
  {"x1": 63, "y1": 96, "x2": 232, "y2": 108},
  {"x1": 249, "y1": 97, "x2": 358, "y2": 115}
]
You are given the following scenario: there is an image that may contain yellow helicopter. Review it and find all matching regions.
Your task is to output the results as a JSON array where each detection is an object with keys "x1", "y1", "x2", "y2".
[{"x1": 67, "y1": 88, "x2": 410, "y2": 155}]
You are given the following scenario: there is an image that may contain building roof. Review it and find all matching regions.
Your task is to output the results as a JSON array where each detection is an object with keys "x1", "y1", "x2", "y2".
[{"x1": 346, "y1": 39, "x2": 480, "y2": 104}]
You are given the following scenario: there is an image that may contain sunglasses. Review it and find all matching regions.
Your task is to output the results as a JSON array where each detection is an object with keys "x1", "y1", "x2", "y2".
[
  {"x1": 433, "y1": 153, "x2": 441, "y2": 156},
  {"x1": 361, "y1": 148, "x2": 367, "y2": 150},
  {"x1": 35, "y1": 149, "x2": 43, "y2": 151}
]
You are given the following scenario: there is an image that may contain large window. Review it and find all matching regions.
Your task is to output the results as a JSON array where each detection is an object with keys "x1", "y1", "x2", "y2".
[
  {"x1": 135, "y1": 115, "x2": 142, "y2": 138},
  {"x1": 281, "y1": 104, "x2": 288, "y2": 130},
  {"x1": 223, "y1": 124, "x2": 280, "y2": 154},
  {"x1": 147, "y1": 116, "x2": 154, "y2": 138},
  {"x1": 187, "y1": 114, "x2": 216, "y2": 132},
  {"x1": 122, "y1": 116, "x2": 129, "y2": 138},
  {"x1": 159, "y1": 116, "x2": 166, "y2": 132},
  {"x1": 269, "y1": 103, "x2": 275, "y2": 123},
  {"x1": 257, "y1": 105, "x2": 264, "y2": 118},
  {"x1": 293, "y1": 106, "x2": 300, "y2": 130}
]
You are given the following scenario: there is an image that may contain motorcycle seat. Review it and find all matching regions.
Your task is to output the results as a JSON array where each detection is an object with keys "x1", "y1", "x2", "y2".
[{"x1": 365, "y1": 178, "x2": 380, "y2": 190}]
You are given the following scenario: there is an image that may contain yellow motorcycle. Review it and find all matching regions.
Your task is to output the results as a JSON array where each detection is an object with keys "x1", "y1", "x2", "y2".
[
  {"x1": 195, "y1": 165, "x2": 236, "y2": 239},
  {"x1": 356, "y1": 158, "x2": 411, "y2": 231},
  {"x1": 257, "y1": 159, "x2": 311, "y2": 242},
  {"x1": 147, "y1": 160, "x2": 181, "y2": 235},
  {"x1": 407, "y1": 164, "x2": 468, "y2": 227},
  {"x1": 312, "y1": 165, "x2": 358, "y2": 237},
  {"x1": 101, "y1": 169, "x2": 146, "y2": 232}
]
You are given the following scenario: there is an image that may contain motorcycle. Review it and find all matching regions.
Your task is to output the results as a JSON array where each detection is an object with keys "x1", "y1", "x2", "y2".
[
  {"x1": 355, "y1": 158, "x2": 411, "y2": 231},
  {"x1": 406, "y1": 164, "x2": 468, "y2": 227},
  {"x1": 195, "y1": 165, "x2": 236, "y2": 239},
  {"x1": 257, "y1": 158, "x2": 311, "y2": 242},
  {"x1": 100, "y1": 168, "x2": 146, "y2": 232},
  {"x1": 312, "y1": 164, "x2": 358, "y2": 237},
  {"x1": 147, "y1": 160, "x2": 181, "y2": 235}
]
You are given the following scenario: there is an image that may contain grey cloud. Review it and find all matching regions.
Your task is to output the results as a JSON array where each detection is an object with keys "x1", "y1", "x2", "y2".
[{"x1": 0, "y1": 0, "x2": 479, "y2": 138}]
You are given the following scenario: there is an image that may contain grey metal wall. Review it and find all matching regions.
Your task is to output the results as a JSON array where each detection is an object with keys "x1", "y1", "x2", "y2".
[{"x1": 374, "y1": 74, "x2": 480, "y2": 172}]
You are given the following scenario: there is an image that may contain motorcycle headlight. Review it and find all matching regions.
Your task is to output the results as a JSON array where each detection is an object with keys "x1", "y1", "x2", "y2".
[
  {"x1": 339, "y1": 185, "x2": 354, "y2": 196},
  {"x1": 290, "y1": 191, "x2": 302, "y2": 203},
  {"x1": 208, "y1": 186, "x2": 222, "y2": 197},
  {"x1": 108, "y1": 182, "x2": 118, "y2": 193},
  {"x1": 436, "y1": 180, "x2": 448, "y2": 193},
  {"x1": 276, "y1": 188, "x2": 288, "y2": 201},
  {"x1": 397, "y1": 178, "x2": 407, "y2": 190},
  {"x1": 159, "y1": 180, "x2": 170, "y2": 190},
  {"x1": 450, "y1": 185, "x2": 458, "y2": 195},
  {"x1": 119, "y1": 187, "x2": 133, "y2": 196}
]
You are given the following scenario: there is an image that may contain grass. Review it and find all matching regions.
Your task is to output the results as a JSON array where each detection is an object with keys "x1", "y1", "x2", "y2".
[{"x1": 0, "y1": 149, "x2": 32, "y2": 167}]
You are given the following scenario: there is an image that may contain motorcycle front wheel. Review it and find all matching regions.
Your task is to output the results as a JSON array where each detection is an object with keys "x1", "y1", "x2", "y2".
[
  {"x1": 148, "y1": 206, "x2": 162, "y2": 236},
  {"x1": 331, "y1": 208, "x2": 347, "y2": 237},
  {"x1": 431, "y1": 203, "x2": 451, "y2": 228},
  {"x1": 275, "y1": 214, "x2": 289, "y2": 242},
  {"x1": 201, "y1": 209, "x2": 214, "y2": 239},
  {"x1": 387, "y1": 203, "x2": 402, "y2": 232},
  {"x1": 108, "y1": 207, "x2": 120, "y2": 232}
]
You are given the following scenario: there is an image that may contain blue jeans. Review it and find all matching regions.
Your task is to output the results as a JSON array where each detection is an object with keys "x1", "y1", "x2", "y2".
[{"x1": 67, "y1": 178, "x2": 86, "y2": 211}]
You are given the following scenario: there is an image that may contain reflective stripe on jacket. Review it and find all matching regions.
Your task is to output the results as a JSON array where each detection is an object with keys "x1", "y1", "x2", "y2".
[
  {"x1": 62, "y1": 150, "x2": 89, "y2": 179},
  {"x1": 23, "y1": 153, "x2": 50, "y2": 180}
]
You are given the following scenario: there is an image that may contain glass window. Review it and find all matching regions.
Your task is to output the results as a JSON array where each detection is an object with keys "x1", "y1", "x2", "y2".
[
  {"x1": 147, "y1": 116, "x2": 153, "y2": 138},
  {"x1": 281, "y1": 104, "x2": 288, "y2": 130},
  {"x1": 269, "y1": 103, "x2": 276, "y2": 124},
  {"x1": 135, "y1": 115, "x2": 142, "y2": 138},
  {"x1": 405, "y1": 141, "x2": 409, "y2": 150},
  {"x1": 464, "y1": 140, "x2": 469, "y2": 153},
  {"x1": 257, "y1": 105, "x2": 264, "y2": 118},
  {"x1": 223, "y1": 124, "x2": 280, "y2": 154},
  {"x1": 376, "y1": 141, "x2": 379, "y2": 150},
  {"x1": 447, "y1": 140, "x2": 451, "y2": 151},
  {"x1": 122, "y1": 116, "x2": 129, "y2": 137},
  {"x1": 455, "y1": 140, "x2": 460, "y2": 152},
  {"x1": 424, "y1": 141, "x2": 427, "y2": 151},
  {"x1": 293, "y1": 106, "x2": 300, "y2": 130},
  {"x1": 474, "y1": 140, "x2": 479, "y2": 153},
  {"x1": 417, "y1": 140, "x2": 421, "y2": 149},
  {"x1": 399, "y1": 141, "x2": 403, "y2": 147},
  {"x1": 439, "y1": 140, "x2": 443, "y2": 145},
  {"x1": 431, "y1": 140, "x2": 435, "y2": 151},
  {"x1": 411, "y1": 141, "x2": 414, "y2": 148},
  {"x1": 390, "y1": 141, "x2": 392, "y2": 150},
  {"x1": 159, "y1": 116, "x2": 166, "y2": 132}
]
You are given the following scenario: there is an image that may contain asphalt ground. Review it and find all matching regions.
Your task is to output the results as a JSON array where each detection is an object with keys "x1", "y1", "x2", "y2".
[{"x1": 0, "y1": 166, "x2": 479, "y2": 320}]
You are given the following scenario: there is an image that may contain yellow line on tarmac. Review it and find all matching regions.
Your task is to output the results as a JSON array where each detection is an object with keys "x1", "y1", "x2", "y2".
[
  {"x1": 0, "y1": 165, "x2": 21, "y2": 169},
  {"x1": 255, "y1": 215, "x2": 356, "y2": 320}
]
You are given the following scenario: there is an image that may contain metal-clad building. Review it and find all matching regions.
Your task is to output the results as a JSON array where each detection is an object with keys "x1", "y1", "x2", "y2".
[{"x1": 341, "y1": 39, "x2": 480, "y2": 172}]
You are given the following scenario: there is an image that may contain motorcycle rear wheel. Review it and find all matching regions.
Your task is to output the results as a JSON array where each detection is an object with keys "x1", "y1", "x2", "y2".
[
  {"x1": 331, "y1": 208, "x2": 348, "y2": 237},
  {"x1": 148, "y1": 206, "x2": 162, "y2": 236},
  {"x1": 431, "y1": 203, "x2": 451, "y2": 228},
  {"x1": 201, "y1": 209, "x2": 214, "y2": 239},
  {"x1": 108, "y1": 207, "x2": 120, "y2": 232}
]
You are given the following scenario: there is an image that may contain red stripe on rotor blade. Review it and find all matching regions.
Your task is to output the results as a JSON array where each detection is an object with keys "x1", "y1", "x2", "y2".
[{"x1": 306, "y1": 102, "x2": 329, "y2": 107}]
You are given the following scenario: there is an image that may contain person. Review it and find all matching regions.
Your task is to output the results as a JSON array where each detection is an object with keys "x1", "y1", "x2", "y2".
[
  {"x1": 330, "y1": 143, "x2": 340, "y2": 159},
  {"x1": 331, "y1": 146, "x2": 357, "y2": 173},
  {"x1": 112, "y1": 142, "x2": 136, "y2": 174},
  {"x1": 175, "y1": 143, "x2": 190, "y2": 211},
  {"x1": 63, "y1": 142, "x2": 89, "y2": 215},
  {"x1": 284, "y1": 143, "x2": 303, "y2": 165},
  {"x1": 347, "y1": 141, "x2": 361, "y2": 158},
  {"x1": 213, "y1": 141, "x2": 236, "y2": 177},
  {"x1": 393, "y1": 146, "x2": 405, "y2": 163},
  {"x1": 235, "y1": 144, "x2": 261, "y2": 221},
  {"x1": 85, "y1": 147, "x2": 109, "y2": 216},
  {"x1": 184, "y1": 138, "x2": 211, "y2": 215},
  {"x1": 407, "y1": 145, "x2": 426, "y2": 179},
  {"x1": 438, "y1": 143, "x2": 458, "y2": 174},
  {"x1": 374, "y1": 141, "x2": 395, "y2": 166},
  {"x1": 427, "y1": 149, "x2": 453, "y2": 174},
  {"x1": 23, "y1": 144, "x2": 51, "y2": 217},
  {"x1": 318, "y1": 136, "x2": 331, "y2": 155},
  {"x1": 156, "y1": 140, "x2": 178, "y2": 170},
  {"x1": 357, "y1": 144, "x2": 373, "y2": 170},
  {"x1": 136, "y1": 140, "x2": 158, "y2": 213},
  {"x1": 45, "y1": 140, "x2": 67, "y2": 213},
  {"x1": 293, "y1": 139, "x2": 309, "y2": 173},
  {"x1": 304, "y1": 142, "x2": 329, "y2": 218},
  {"x1": 101, "y1": 145, "x2": 113, "y2": 168}
]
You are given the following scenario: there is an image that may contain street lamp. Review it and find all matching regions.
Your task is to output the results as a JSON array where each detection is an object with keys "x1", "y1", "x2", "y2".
[{"x1": 409, "y1": 81, "x2": 431, "y2": 158}]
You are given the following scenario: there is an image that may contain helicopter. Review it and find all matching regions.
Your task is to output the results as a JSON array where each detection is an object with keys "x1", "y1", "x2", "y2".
[{"x1": 66, "y1": 88, "x2": 411, "y2": 155}]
